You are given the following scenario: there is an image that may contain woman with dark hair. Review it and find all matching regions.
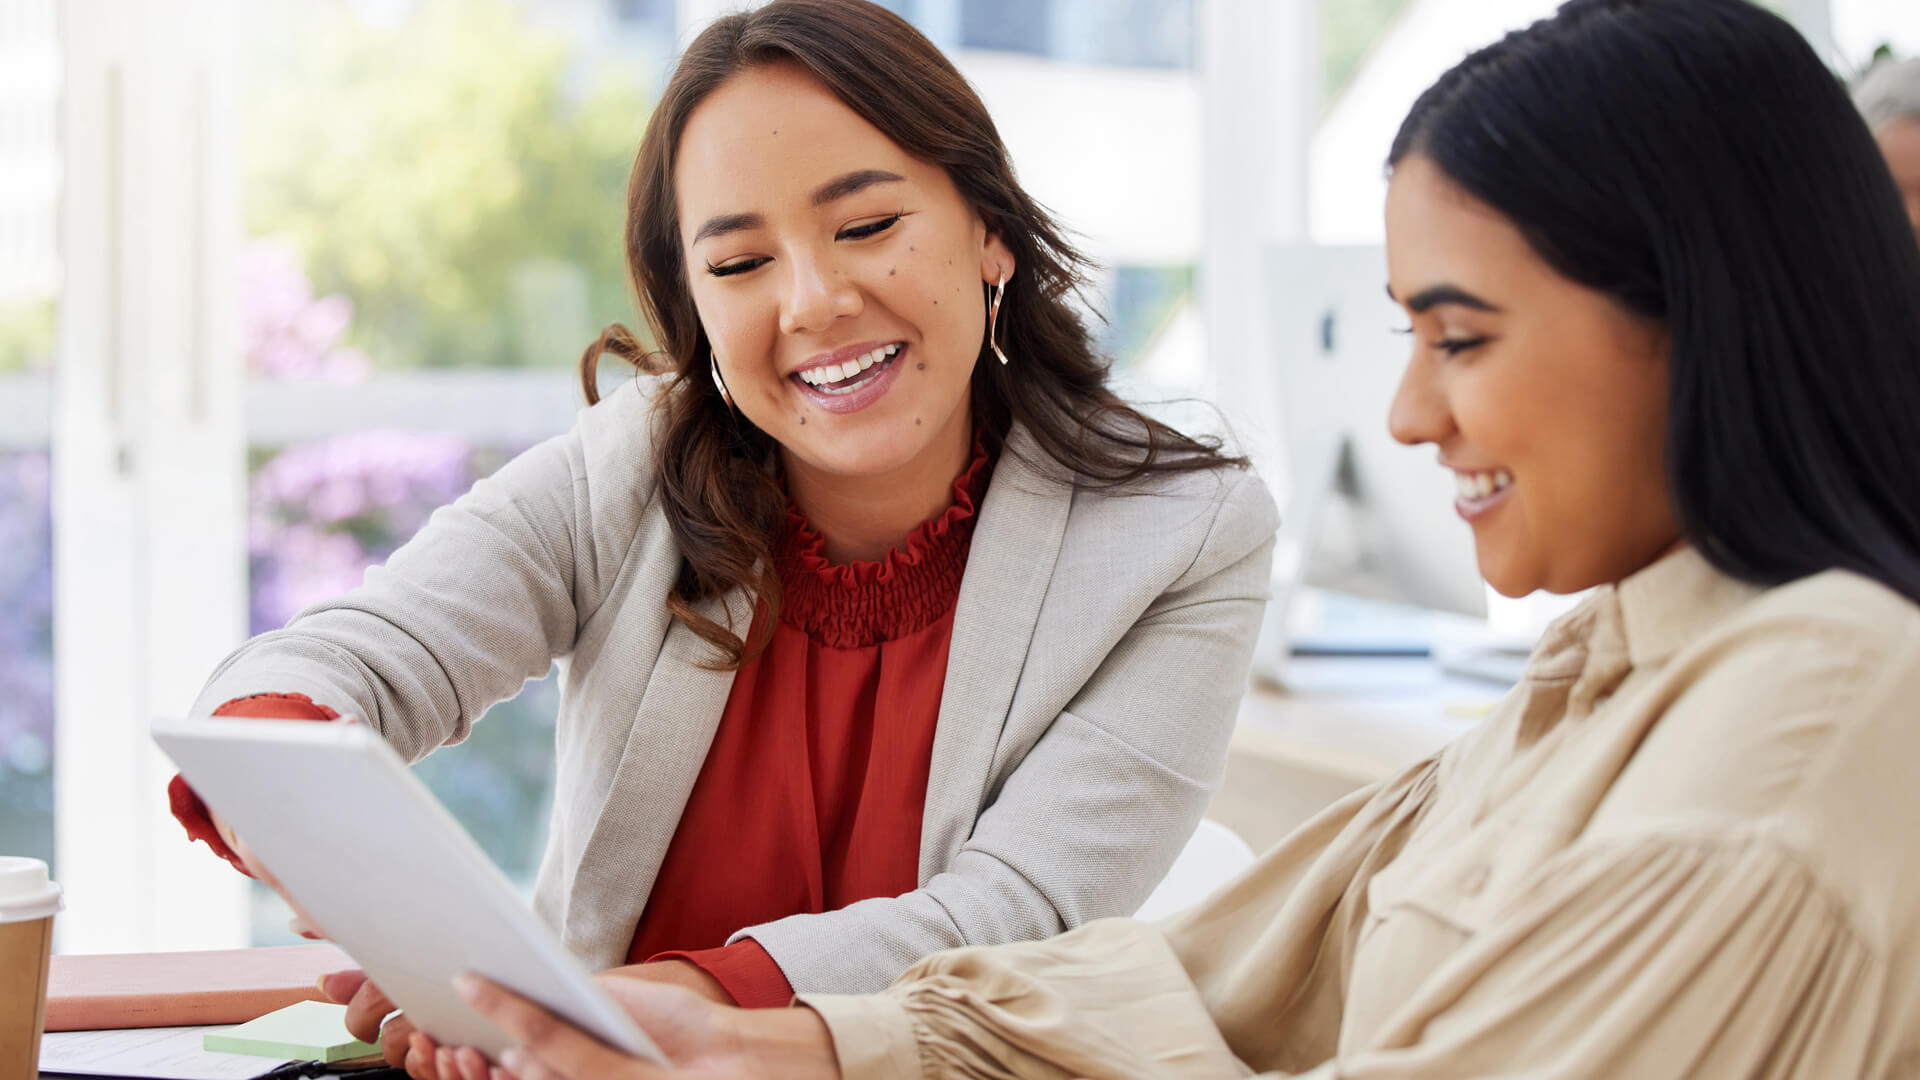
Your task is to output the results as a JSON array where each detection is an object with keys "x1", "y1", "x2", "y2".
[
  {"x1": 450, "y1": 1, "x2": 1920, "y2": 1076},
  {"x1": 166, "y1": 0, "x2": 1275, "y2": 1074}
]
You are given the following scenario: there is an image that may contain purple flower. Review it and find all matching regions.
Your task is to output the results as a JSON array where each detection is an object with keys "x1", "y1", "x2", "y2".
[
  {"x1": 0, "y1": 452, "x2": 54, "y2": 779},
  {"x1": 249, "y1": 432, "x2": 477, "y2": 634},
  {"x1": 239, "y1": 237, "x2": 371, "y2": 384}
]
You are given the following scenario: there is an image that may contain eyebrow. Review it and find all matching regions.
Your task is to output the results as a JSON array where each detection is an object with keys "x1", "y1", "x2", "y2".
[
  {"x1": 810, "y1": 168, "x2": 905, "y2": 207},
  {"x1": 689, "y1": 169, "x2": 907, "y2": 246},
  {"x1": 1386, "y1": 283, "x2": 1503, "y2": 315}
]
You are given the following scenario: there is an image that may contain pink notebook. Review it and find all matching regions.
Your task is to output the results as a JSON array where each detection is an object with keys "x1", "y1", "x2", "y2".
[{"x1": 45, "y1": 944, "x2": 352, "y2": 1031}]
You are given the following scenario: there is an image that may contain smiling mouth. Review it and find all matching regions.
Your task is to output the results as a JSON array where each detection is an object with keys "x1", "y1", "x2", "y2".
[
  {"x1": 794, "y1": 343, "x2": 903, "y2": 395},
  {"x1": 1454, "y1": 468, "x2": 1513, "y2": 502}
]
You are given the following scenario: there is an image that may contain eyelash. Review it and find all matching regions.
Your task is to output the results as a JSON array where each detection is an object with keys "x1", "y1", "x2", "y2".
[
  {"x1": 1435, "y1": 336, "x2": 1489, "y2": 356},
  {"x1": 1392, "y1": 326, "x2": 1488, "y2": 357},
  {"x1": 704, "y1": 213, "x2": 905, "y2": 278}
]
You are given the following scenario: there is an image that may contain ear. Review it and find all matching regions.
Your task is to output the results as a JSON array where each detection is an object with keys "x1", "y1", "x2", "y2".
[{"x1": 979, "y1": 229, "x2": 1016, "y2": 286}]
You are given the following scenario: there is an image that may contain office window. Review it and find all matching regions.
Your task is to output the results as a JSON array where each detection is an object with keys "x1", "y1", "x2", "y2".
[
  {"x1": 610, "y1": 0, "x2": 673, "y2": 27},
  {"x1": 0, "y1": 0, "x2": 58, "y2": 872},
  {"x1": 0, "y1": 451, "x2": 53, "y2": 866},
  {"x1": 1101, "y1": 264, "x2": 1194, "y2": 377},
  {"x1": 242, "y1": 428, "x2": 562, "y2": 944},
  {"x1": 238, "y1": 0, "x2": 649, "y2": 941},
  {"x1": 959, "y1": 0, "x2": 1053, "y2": 57},
  {"x1": 1322, "y1": 0, "x2": 1413, "y2": 111},
  {"x1": 956, "y1": 0, "x2": 1194, "y2": 69}
]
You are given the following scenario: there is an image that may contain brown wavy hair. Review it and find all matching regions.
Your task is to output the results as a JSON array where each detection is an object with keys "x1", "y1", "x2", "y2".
[{"x1": 582, "y1": 0, "x2": 1247, "y2": 667}]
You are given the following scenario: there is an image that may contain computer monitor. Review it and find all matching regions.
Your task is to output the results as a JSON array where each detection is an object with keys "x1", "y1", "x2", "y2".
[{"x1": 1249, "y1": 243, "x2": 1493, "y2": 683}]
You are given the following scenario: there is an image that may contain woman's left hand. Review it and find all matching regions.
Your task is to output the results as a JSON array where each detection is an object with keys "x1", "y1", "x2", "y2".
[{"x1": 452, "y1": 971, "x2": 842, "y2": 1080}]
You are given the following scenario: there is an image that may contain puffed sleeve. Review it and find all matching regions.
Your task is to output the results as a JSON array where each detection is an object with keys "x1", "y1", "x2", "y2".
[
  {"x1": 1281, "y1": 832, "x2": 1882, "y2": 1079},
  {"x1": 806, "y1": 826, "x2": 1884, "y2": 1079},
  {"x1": 800, "y1": 757, "x2": 1443, "y2": 1079}
]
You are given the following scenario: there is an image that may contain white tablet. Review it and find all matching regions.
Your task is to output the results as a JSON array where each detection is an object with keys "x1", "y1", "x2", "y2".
[{"x1": 152, "y1": 716, "x2": 667, "y2": 1066}]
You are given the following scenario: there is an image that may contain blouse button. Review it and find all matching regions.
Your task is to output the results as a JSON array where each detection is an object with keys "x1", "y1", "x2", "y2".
[{"x1": 1459, "y1": 863, "x2": 1491, "y2": 897}]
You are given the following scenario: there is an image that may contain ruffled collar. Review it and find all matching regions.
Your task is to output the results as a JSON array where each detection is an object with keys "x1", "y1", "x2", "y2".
[{"x1": 776, "y1": 432, "x2": 994, "y2": 649}]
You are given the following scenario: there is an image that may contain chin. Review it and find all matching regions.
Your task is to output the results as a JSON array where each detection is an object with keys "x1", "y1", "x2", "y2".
[
  {"x1": 1475, "y1": 547, "x2": 1543, "y2": 600},
  {"x1": 790, "y1": 425, "x2": 927, "y2": 479}
]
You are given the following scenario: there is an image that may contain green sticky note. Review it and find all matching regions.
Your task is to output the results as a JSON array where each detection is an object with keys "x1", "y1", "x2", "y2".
[{"x1": 203, "y1": 1000, "x2": 382, "y2": 1063}]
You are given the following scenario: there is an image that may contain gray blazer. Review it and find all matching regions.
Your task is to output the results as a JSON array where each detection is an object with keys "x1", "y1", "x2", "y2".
[{"x1": 192, "y1": 376, "x2": 1278, "y2": 994}]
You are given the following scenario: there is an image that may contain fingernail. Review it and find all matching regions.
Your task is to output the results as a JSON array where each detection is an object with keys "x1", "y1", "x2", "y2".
[
  {"x1": 500, "y1": 1048, "x2": 525, "y2": 1073},
  {"x1": 453, "y1": 972, "x2": 482, "y2": 1000}
]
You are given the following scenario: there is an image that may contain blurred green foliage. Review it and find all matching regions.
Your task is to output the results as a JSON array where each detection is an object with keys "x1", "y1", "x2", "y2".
[
  {"x1": 0, "y1": 299, "x2": 55, "y2": 373},
  {"x1": 1321, "y1": 0, "x2": 1413, "y2": 113},
  {"x1": 245, "y1": 0, "x2": 648, "y2": 369}
]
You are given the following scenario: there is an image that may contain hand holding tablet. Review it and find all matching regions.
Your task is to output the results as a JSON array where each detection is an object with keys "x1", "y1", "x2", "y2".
[{"x1": 153, "y1": 716, "x2": 669, "y2": 1069}]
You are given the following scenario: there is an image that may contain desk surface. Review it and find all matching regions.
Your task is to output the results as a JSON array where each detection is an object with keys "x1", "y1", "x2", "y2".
[
  {"x1": 1234, "y1": 654, "x2": 1508, "y2": 783},
  {"x1": 1209, "y1": 656, "x2": 1509, "y2": 851}
]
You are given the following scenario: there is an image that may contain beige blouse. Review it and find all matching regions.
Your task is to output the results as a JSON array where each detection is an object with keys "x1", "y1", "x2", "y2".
[{"x1": 803, "y1": 548, "x2": 1920, "y2": 1078}]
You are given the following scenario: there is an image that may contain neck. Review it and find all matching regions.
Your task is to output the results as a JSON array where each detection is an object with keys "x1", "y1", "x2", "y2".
[{"x1": 784, "y1": 402, "x2": 974, "y2": 565}]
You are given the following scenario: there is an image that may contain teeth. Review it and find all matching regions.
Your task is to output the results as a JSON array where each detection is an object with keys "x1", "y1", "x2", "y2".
[
  {"x1": 1455, "y1": 470, "x2": 1514, "y2": 500},
  {"x1": 798, "y1": 345, "x2": 901, "y2": 389}
]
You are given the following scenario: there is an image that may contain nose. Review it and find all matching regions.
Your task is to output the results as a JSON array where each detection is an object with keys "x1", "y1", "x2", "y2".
[
  {"x1": 1387, "y1": 351, "x2": 1454, "y2": 447},
  {"x1": 779, "y1": 246, "x2": 863, "y2": 336}
]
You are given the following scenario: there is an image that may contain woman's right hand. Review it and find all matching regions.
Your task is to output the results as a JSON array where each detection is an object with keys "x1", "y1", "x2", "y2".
[{"x1": 319, "y1": 969, "x2": 444, "y2": 1075}]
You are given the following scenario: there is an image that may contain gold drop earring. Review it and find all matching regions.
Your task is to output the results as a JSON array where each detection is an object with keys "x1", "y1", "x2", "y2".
[
  {"x1": 709, "y1": 351, "x2": 735, "y2": 411},
  {"x1": 988, "y1": 269, "x2": 1011, "y2": 365},
  {"x1": 706, "y1": 349, "x2": 733, "y2": 411}
]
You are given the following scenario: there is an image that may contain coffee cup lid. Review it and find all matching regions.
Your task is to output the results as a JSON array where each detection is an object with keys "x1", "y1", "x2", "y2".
[{"x1": 0, "y1": 856, "x2": 63, "y2": 923}]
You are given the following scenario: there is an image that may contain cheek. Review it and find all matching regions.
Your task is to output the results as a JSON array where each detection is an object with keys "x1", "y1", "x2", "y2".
[
  {"x1": 693, "y1": 287, "x2": 777, "y2": 371},
  {"x1": 882, "y1": 251, "x2": 986, "y2": 363},
  {"x1": 1467, "y1": 340, "x2": 1668, "y2": 525}
]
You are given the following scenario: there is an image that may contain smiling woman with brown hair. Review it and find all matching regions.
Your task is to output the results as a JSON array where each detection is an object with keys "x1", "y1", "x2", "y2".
[{"x1": 165, "y1": 1, "x2": 1277, "y2": 1076}]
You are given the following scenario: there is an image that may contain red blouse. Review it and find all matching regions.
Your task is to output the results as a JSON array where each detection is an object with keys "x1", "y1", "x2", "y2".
[
  {"x1": 170, "y1": 437, "x2": 992, "y2": 1010},
  {"x1": 633, "y1": 438, "x2": 991, "y2": 1006}
]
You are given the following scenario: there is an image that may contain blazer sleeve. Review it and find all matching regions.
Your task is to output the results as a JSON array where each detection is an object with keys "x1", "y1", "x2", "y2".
[
  {"x1": 189, "y1": 383, "x2": 658, "y2": 762},
  {"x1": 737, "y1": 467, "x2": 1280, "y2": 995}
]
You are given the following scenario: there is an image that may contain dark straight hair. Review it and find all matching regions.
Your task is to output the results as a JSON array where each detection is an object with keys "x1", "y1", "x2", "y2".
[
  {"x1": 1390, "y1": 0, "x2": 1920, "y2": 604},
  {"x1": 583, "y1": 0, "x2": 1242, "y2": 667}
]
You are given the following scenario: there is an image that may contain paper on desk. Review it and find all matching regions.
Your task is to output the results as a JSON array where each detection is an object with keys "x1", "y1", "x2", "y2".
[{"x1": 38, "y1": 1024, "x2": 293, "y2": 1079}]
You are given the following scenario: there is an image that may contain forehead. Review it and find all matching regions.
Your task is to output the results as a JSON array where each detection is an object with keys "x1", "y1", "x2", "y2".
[
  {"x1": 1384, "y1": 155, "x2": 1540, "y2": 295},
  {"x1": 675, "y1": 63, "x2": 920, "y2": 220}
]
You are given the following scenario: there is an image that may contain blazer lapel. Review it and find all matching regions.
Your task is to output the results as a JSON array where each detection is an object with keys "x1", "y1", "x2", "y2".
[
  {"x1": 561, "y1": 588, "x2": 751, "y2": 968},
  {"x1": 919, "y1": 424, "x2": 1074, "y2": 880}
]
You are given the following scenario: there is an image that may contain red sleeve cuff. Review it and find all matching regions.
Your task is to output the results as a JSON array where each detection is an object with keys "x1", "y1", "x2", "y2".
[
  {"x1": 170, "y1": 693, "x2": 341, "y2": 875},
  {"x1": 649, "y1": 939, "x2": 794, "y2": 1009}
]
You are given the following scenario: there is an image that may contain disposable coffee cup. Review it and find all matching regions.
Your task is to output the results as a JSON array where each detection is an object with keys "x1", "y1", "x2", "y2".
[{"x1": 0, "y1": 856, "x2": 62, "y2": 1080}]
